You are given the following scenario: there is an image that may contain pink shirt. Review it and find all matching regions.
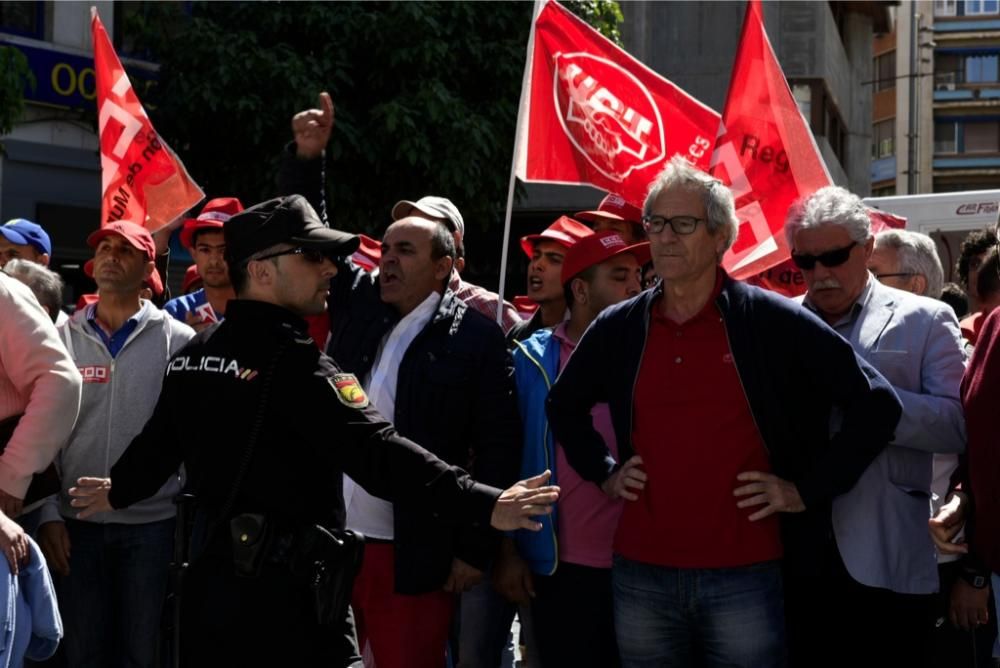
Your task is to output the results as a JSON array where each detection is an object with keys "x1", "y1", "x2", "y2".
[{"x1": 552, "y1": 323, "x2": 623, "y2": 569}]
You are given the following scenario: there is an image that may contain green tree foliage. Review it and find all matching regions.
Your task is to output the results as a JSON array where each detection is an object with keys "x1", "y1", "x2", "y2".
[
  {"x1": 0, "y1": 45, "x2": 35, "y2": 141},
  {"x1": 143, "y1": 1, "x2": 621, "y2": 243}
]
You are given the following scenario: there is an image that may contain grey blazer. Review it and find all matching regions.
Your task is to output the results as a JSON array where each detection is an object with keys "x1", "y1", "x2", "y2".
[{"x1": 830, "y1": 279, "x2": 966, "y2": 594}]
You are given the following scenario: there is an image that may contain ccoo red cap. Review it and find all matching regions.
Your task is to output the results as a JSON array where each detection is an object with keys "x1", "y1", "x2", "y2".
[
  {"x1": 181, "y1": 264, "x2": 202, "y2": 293},
  {"x1": 145, "y1": 267, "x2": 164, "y2": 297},
  {"x1": 575, "y1": 193, "x2": 643, "y2": 226},
  {"x1": 86, "y1": 221, "x2": 156, "y2": 261},
  {"x1": 179, "y1": 197, "x2": 244, "y2": 250},
  {"x1": 561, "y1": 230, "x2": 651, "y2": 285},
  {"x1": 520, "y1": 216, "x2": 593, "y2": 257}
]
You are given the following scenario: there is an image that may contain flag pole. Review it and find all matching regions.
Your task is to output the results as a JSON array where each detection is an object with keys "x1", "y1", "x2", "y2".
[{"x1": 497, "y1": 0, "x2": 545, "y2": 324}]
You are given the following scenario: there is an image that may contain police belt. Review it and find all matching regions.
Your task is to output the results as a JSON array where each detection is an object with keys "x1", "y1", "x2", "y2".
[{"x1": 230, "y1": 513, "x2": 365, "y2": 626}]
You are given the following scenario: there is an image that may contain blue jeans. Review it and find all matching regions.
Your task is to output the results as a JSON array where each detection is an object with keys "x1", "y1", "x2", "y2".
[
  {"x1": 612, "y1": 556, "x2": 786, "y2": 668},
  {"x1": 58, "y1": 518, "x2": 175, "y2": 668},
  {"x1": 456, "y1": 577, "x2": 515, "y2": 668}
]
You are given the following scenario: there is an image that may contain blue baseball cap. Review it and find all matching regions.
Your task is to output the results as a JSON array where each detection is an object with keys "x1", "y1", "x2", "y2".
[{"x1": 0, "y1": 219, "x2": 52, "y2": 256}]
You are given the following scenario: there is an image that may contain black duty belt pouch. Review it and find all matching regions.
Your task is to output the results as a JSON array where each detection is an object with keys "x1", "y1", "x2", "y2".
[
  {"x1": 229, "y1": 513, "x2": 273, "y2": 578},
  {"x1": 289, "y1": 525, "x2": 365, "y2": 627},
  {"x1": 227, "y1": 513, "x2": 364, "y2": 627}
]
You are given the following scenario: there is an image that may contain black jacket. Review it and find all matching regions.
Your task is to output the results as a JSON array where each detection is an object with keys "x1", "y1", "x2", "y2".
[
  {"x1": 546, "y1": 276, "x2": 903, "y2": 576},
  {"x1": 327, "y1": 262, "x2": 522, "y2": 593},
  {"x1": 280, "y1": 149, "x2": 523, "y2": 594},
  {"x1": 107, "y1": 300, "x2": 501, "y2": 660}
]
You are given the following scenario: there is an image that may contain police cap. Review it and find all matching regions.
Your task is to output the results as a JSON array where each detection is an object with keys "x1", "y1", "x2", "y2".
[{"x1": 224, "y1": 194, "x2": 359, "y2": 266}]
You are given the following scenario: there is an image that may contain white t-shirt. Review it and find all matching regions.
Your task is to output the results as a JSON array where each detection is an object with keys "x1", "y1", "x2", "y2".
[{"x1": 343, "y1": 292, "x2": 441, "y2": 539}]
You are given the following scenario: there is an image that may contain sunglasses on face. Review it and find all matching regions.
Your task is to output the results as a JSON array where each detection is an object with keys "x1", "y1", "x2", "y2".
[
  {"x1": 790, "y1": 241, "x2": 858, "y2": 270},
  {"x1": 252, "y1": 247, "x2": 331, "y2": 264}
]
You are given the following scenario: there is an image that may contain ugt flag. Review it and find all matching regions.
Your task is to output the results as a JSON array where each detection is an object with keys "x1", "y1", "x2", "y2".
[
  {"x1": 92, "y1": 7, "x2": 203, "y2": 232},
  {"x1": 711, "y1": 0, "x2": 832, "y2": 280},
  {"x1": 515, "y1": 0, "x2": 720, "y2": 208}
]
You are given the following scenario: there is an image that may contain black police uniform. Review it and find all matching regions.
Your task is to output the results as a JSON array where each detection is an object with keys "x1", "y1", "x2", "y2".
[{"x1": 106, "y1": 298, "x2": 502, "y2": 665}]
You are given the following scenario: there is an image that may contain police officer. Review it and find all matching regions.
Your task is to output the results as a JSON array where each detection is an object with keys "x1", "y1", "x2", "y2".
[{"x1": 67, "y1": 195, "x2": 558, "y2": 667}]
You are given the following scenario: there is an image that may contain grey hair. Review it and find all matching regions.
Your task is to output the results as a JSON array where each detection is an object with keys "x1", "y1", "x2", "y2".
[
  {"x1": 644, "y1": 155, "x2": 739, "y2": 253},
  {"x1": 3, "y1": 258, "x2": 64, "y2": 322},
  {"x1": 875, "y1": 230, "x2": 944, "y2": 298},
  {"x1": 784, "y1": 186, "x2": 871, "y2": 248}
]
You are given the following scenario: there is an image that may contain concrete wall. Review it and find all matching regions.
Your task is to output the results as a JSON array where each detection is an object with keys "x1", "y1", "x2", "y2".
[{"x1": 620, "y1": 0, "x2": 876, "y2": 194}]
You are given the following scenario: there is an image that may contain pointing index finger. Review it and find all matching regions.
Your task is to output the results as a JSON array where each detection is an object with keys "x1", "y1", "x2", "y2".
[{"x1": 319, "y1": 92, "x2": 334, "y2": 124}]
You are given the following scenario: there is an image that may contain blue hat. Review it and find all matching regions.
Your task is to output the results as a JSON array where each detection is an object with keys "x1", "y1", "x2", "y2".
[{"x1": 0, "y1": 219, "x2": 52, "y2": 256}]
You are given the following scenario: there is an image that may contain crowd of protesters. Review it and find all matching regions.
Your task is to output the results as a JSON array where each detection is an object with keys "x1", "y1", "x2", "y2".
[{"x1": 0, "y1": 92, "x2": 999, "y2": 668}]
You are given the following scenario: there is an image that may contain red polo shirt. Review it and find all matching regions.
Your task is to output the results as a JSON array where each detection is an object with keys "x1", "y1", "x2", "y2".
[{"x1": 616, "y1": 272, "x2": 782, "y2": 568}]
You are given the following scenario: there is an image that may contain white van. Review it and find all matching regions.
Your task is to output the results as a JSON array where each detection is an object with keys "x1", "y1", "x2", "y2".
[{"x1": 863, "y1": 190, "x2": 1000, "y2": 283}]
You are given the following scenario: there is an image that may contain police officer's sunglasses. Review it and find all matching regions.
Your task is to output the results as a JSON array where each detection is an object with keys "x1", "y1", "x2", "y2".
[
  {"x1": 251, "y1": 247, "x2": 332, "y2": 264},
  {"x1": 790, "y1": 241, "x2": 858, "y2": 270}
]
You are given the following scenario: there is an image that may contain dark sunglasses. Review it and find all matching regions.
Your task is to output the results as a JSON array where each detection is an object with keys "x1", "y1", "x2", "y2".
[
  {"x1": 790, "y1": 241, "x2": 857, "y2": 270},
  {"x1": 251, "y1": 247, "x2": 331, "y2": 264}
]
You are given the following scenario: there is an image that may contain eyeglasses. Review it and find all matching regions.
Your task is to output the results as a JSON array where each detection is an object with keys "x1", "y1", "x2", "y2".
[
  {"x1": 641, "y1": 215, "x2": 704, "y2": 235},
  {"x1": 790, "y1": 241, "x2": 858, "y2": 270},
  {"x1": 250, "y1": 247, "x2": 330, "y2": 264},
  {"x1": 873, "y1": 272, "x2": 914, "y2": 280}
]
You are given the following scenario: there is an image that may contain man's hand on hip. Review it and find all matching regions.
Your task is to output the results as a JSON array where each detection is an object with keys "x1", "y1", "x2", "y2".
[{"x1": 734, "y1": 471, "x2": 805, "y2": 521}]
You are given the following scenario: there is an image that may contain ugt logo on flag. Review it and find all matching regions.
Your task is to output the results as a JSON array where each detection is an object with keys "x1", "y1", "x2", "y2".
[
  {"x1": 516, "y1": 0, "x2": 719, "y2": 209},
  {"x1": 553, "y1": 52, "x2": 665, "y2": 183}
]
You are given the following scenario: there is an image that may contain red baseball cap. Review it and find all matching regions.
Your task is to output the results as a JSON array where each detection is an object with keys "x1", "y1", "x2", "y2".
[
  {"x1": 575, "y1": 193, "x2": 643, "y2": 226},
  {"x1": 86, "y1": 221, "x2": 156, "y2": 261},
  {"x1": 179, "y1": 197, "x2": 244, "y2": 250},
  {"x1": 145, "y1": 267, "x2": 165, "y2": 297},
  {"x1": 181, "y1": 264, "x2": 202, "y2": 293},
  {"x1": 76, "y1": 293, "x2": 99, "y2": 311},
  {"x1": 86, "y1": 254, "x2": 163, "y2": 295},
  {"x1": 520, "y1": 216, "x2": 593, "y2": 257},
  {"x1": 513, "y1": 295, "x2": 540, "y2": 317},
  {"x1": 561, "y1": 230, "x2": 651, "y2": 285}
]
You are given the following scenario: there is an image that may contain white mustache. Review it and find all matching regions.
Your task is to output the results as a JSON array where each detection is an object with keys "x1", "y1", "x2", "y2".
[{"x1": 812, "y1": 278, "x2": 841, "y2": 290}]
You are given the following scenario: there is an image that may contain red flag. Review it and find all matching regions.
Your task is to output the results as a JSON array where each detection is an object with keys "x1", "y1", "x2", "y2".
[
  {"x1": 712, "y1": 0, "x2": 831, "y2": 280},
  {"x1": 515, "y1": 0, "x2": 720, "y2": 207},
  {"x1": 868, "y1": 208, "x2": 907, "y2": 233},
  {"x1": 91, "y1": 8, "x2": 203, "y2": 232}
]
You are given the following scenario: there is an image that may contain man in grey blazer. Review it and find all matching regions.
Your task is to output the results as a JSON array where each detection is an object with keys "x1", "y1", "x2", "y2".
[{"x1": 787, "y1": 186, "x2": 966, "y2": 667}]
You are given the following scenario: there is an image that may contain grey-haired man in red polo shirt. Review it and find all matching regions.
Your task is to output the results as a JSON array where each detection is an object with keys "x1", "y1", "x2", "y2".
[{"x1": 547, "y1": 155, "x2": 901, "y2": 667}]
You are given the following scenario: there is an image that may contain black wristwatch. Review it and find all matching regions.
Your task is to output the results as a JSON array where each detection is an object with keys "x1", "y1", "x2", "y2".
[{"x1": 960, "y1": 567, "x2": 990, "y2": 590}]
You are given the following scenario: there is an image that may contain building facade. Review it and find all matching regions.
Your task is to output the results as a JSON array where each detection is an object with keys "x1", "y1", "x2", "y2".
[
  {"x1": 872, "y1": 0, "x2": 1000, "y2": 196},
  {"x1": 0, "y1": 2, "x2": 182, "y2": 299}
]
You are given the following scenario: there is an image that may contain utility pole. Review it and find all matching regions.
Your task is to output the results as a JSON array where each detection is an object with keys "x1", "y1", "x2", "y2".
[{"x1": 907, "y1": 5, "x2": 920, "y2": 194}]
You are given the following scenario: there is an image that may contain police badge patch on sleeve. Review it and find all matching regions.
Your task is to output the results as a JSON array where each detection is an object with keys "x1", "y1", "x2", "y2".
[{"x1": 329, "y1": 373, "x2": 370, "y2": 409}]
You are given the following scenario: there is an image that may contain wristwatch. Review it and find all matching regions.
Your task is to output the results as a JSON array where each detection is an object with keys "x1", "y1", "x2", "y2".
[{"x1": 960, "y1": 567, "x2": 990, "y2": 589}]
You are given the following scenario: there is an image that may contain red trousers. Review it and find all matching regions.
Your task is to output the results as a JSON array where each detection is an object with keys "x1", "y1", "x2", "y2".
[{"x1": 352, "y1": 543, "x2": 455, "y2": 668}]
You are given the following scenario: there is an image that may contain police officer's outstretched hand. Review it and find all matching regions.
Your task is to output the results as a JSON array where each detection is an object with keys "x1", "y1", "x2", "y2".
[
  {"x1": 490, "y1": 471, "x2": 559, "y2": 532},
  {"x1": 68, "y1": 476, "x2": 113, "y2": 520}
]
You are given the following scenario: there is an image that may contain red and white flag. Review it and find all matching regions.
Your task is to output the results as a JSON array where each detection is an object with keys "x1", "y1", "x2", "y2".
[
  {"x1": 91, "y1": 8, "x2": 203, "y2": 232},
  {"x1": 515, "y1": 0, "x2": 720, "y2": 208},
  {"x1": 711, "y1": 0, "x2": 831, "y2": 280}
]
